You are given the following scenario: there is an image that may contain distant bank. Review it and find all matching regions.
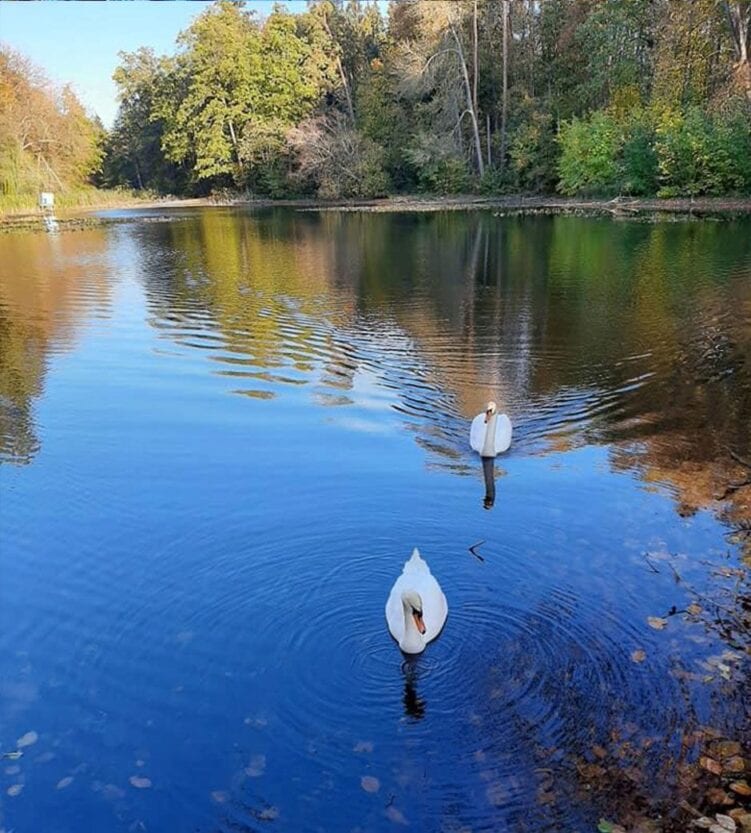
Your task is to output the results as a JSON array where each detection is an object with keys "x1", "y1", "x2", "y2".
[{"x1": 4, "y1": 193, "x2": 751, "y2": 231}]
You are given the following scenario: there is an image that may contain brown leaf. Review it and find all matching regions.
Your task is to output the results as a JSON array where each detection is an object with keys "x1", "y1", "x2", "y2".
[
  {"x1": 716, "y1": 742, "x2": 743, "y2": 759},
  {"x1": 687, "y1": 603, "x2": 703, "y2": 615},
  {"x1": 647, "y1": 617, "x2": 668, "y2": 630},
  {"x1": 385, "y1": 805, "x2": 409, "y2": 825},
  {"x1": 707, "y1": 788, "x2": 733, "y2": 806},
  {"x1": 715, "y1": 815, "x2": 737, "y2": 832},
  {"x1": 360, "y1": 776, "x2": 380, "y2": 793},
  {"x1": 701, "y1": 756, "x2": 723, "y2": 775},
  {"x1": 631, "y1": 649, "x2": 647, "y2": 663},
  {"x1": 724, "y1": 757, "x2": 746, "y2": 774},
  {"x1": 730, "y1": 781, "x2": 751, "y2": 797},
  {"x1": 129, "y1": 776, "x2": 152, "y2": 789}
]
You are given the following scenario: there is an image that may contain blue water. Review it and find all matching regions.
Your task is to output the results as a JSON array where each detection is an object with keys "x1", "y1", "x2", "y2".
[{"x1": 1, "y1": 209, "x2": 750, "y2": 832}]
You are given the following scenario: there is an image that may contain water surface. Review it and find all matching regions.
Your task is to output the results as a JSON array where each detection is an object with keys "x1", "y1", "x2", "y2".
[{"x1": 1, "y1": 209, "x2": 750, "y2": 832}]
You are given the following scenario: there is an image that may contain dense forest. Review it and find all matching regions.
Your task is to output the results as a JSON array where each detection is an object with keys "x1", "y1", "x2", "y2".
[{"x1": 3, "y1": 0, "x2": 751, "y2": 204}]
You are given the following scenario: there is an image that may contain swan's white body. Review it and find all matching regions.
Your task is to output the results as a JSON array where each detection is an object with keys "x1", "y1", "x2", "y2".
[
  {"x1": 470, "y1": 406, "x2": 512, "y2": 458},
  {"x1": 386, "y1": 549, "x2": 447, "y2": 654}
]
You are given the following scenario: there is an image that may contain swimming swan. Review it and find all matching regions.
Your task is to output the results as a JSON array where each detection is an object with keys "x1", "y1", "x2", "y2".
[
  {"x1": 386, "y1": 549, "x2": 448, "y2": 654},
  {"x1": 470, "y1": 401, "x2": 512, "y2": 458}
]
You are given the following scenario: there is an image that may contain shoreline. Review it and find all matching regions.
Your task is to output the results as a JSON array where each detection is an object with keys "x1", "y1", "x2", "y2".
[{"x1": 3, "y1": 193, "x2": 751, "y2": 231}]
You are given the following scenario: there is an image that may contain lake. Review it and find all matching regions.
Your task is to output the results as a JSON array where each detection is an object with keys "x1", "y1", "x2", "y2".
[{"x1": 1, "y1": 208, "x2": 750, "y2": 833}]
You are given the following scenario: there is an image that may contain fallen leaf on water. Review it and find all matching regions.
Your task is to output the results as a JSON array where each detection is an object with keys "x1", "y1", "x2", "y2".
[
  {"x1": 129, "y1": 776, "x2": 152, "y2": 789},
  {"x1": 707, "y1": 788, "x2": 733, "y2": 806},
  {"x1": 16, "y1": 731, "x2": 38, "y2": 749},
  {"x1": 716, "y1": 741, "x2": 742, "y2": 759},
  {"x1": 361, "y1": 776, "x2": 380, "y2": 793},
  {"x1": 647, "y1": 617, "x2": 668, "y2": 630},
  {"x1": 724, "y1": 756, "x2": 746, "y2": 774},
  {"x1": 7, "y1": 784, "x2": 23, "y2": 797},
  {"x1": 5, "y1": 765, "x2": 20, "y2": 776},
  {"x1": 701, "y1": 756, "x2": 723, "y2": 775},
  {"x1": 211, "y1": 790, "x2": 229, "y2": 804},
  {"x1": 256, "y1": 807, "x2": 279, "y2": 821},
  {"x1": 385, "y1": 805, "x2": 408, "y2": 825},
  {"x1": 56, "y1": 777, "x2": 74, "y2": 790},
  {"x1": 353, "y1": 741, "x2": 374, "y2": 753},
  {"x1": 688, "y1": 603, "x2": 703, "y2": 615},
  {"x1": 730, "y1": 781, "x2": 751, "y2": 797},
  {"x1": 2, "y1": 752, "x2": 22, "y2": 761},
  {"x1": 631, "y1": 649, "x2": 647, "y2": 663},
  {"x1": 245, "y1": 754, "x2": 266, "y2": 777}
]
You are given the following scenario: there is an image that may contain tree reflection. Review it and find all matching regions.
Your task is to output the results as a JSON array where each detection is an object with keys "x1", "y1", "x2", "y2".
[{"x1": 0, "y1": 229, "x2": 110, "y2": 464}]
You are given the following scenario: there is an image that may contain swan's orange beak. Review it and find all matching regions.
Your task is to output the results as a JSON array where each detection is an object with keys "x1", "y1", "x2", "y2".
[{"x1": 413, "y1": 610, "x2": 426, "y2": 634}]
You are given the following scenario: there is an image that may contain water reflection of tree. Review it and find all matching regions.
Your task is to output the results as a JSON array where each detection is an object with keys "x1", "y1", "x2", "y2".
[
  {"x1": 0, "y1": 230, "x2": 111, "y2": 464},
  {"x1": 139, "y1": 210, "x2": 751, "y2": 528}
]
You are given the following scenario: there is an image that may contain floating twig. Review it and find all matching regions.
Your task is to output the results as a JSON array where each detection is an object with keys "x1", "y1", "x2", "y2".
[
  {"x1": 642, "y1": 552, "x2": 660, "y2": 573},
  {"x1": 468, "y1": 540, "x2": 486, "y2": 562}
]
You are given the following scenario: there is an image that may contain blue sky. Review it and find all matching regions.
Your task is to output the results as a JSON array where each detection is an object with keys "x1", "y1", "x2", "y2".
[{"x1": 0, "y1": 1, "x2": 329, "y2": 127}]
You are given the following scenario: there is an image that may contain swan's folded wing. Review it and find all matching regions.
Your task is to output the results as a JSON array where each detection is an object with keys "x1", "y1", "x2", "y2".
[
  {"x1": 469, "y1": 413, "x2": 485, "y2": 453},
  {"x1": 494, "y1": 414, "x2": 512, "y2": 454}
]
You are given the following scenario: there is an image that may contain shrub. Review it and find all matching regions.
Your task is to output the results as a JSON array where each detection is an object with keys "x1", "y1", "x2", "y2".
[
  {"x1": 405, "y1": 133, "x2": 471, "y2": 194},
  {"x1": 655, "y1": 105, "x2": 751, "y2": 197},
  {"x1": 557, "y1": 112, "x2": 623, "y2": 195},
  {"x1": 508, "y1": 109, "x2": 559, "y2": 193},
  {"x1": 287, "y1": 113, "x2": 391, "y2": 200}
]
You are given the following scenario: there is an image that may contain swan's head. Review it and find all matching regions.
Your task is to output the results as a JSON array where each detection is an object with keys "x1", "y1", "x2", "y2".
[
  {"x1": 401, "y1": 591, "x2": 426, "y2": 635},
  {"x1": 484, "y1": 400, "x2": 497, "y2": 423}
]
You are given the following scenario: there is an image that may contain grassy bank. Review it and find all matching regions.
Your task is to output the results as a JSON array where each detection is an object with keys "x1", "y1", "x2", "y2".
[{"x1": 0, "y1": 187, "x2": 158, "y2": 217}]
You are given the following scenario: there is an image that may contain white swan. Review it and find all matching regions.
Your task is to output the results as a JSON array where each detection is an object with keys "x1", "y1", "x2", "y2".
[
  {"x1": 386, "y1": 548, "x2": 448, "y2": 654},
  {"x1": 470, "y1": 401, "x2": 512, "y2": 458}
]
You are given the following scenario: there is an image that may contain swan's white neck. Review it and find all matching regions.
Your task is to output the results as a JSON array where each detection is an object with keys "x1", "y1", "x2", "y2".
[
  {"x1": 482, "y1": 412, "x2": 497, "y2": 457},
  {"x1": 400, "y1": 596, "x2": 425, "y2": 654}
]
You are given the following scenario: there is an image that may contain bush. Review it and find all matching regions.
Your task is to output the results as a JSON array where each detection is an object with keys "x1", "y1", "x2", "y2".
[
  {"x1": 621, "y1": 123, "x2": 659, "y2": 195},
  {"x1": 655, "y1": 105, "x2": 751, "y2": 197},
  {"x1": 287, "y1": 113, "x2": 391, "y2": 200},
  {"x1": 405, "y1": 133, "x2": 471, "y2": 194},
  {"x1": 508, "y1": 109, "x2": 559, "y2": 193},
  {"x1": 557, "y1": 112, "x2": 623, "y2": 195}
]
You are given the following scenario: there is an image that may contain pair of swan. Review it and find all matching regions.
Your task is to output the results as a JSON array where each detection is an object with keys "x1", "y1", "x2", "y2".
[{"x1": 386, "y1": 401, "x2": 512, "y2": 654}]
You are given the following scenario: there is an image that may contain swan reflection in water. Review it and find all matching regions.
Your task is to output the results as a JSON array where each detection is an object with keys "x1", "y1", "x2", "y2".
[
  {"x1": 482, "y1": 456, "x2": 496, "y2": 509},
  {"x1": 401, "y1": 658, "x2": 426, "y2": 720}
]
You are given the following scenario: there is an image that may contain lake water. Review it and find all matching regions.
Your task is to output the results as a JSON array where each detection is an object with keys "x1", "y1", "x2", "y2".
[{"x1": 1, "y1": 208, "x2": 750, "y2": 833}]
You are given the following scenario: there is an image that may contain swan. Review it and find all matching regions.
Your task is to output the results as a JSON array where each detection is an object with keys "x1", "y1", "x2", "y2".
[
  {"x1": 470, "y1": 401, "x2": 512, "y2": 458},
  {"x1": 386, "y1": 548, "x2": 448, "y2": 654}
]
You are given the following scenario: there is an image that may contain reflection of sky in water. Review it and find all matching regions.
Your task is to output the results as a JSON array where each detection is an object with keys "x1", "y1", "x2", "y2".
[{"x1": 0, "y1": 209, "x2": 750, "y2": 833}]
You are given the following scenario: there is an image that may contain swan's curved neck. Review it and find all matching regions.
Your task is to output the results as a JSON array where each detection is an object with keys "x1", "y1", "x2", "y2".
[
  {"x1": 400, "y1": 597, "x2": 425, "y2": 653},
  {"x1": 482, "y1": 412, "x2": 497, "y2": 457}
]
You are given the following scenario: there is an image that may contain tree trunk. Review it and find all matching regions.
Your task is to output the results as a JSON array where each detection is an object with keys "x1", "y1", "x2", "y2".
[
  {"x1": 337, "y1": 56, "x2": 356, "y2": 122},
  {"x1": 133, "y1": 155, "x2": 144, "y2": 190},
  {"x1": 473, "y1": 0, "x2": 479, "y2": 115},
  {"x1": 723, "y1": 0, "x2": 751, "y2": 103},
  {"x1": 500, "y1": 0, "x2": 509, "y2": 169},
  {"x1": 486, "y1": 113, "x2": 492, "y2": 167},
  {"x1": 450, "y1": 26, "x2": 485, "y2": 177},
  {"x1": 322, "y1": 9, "x2": 356, "y2": 122}
]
